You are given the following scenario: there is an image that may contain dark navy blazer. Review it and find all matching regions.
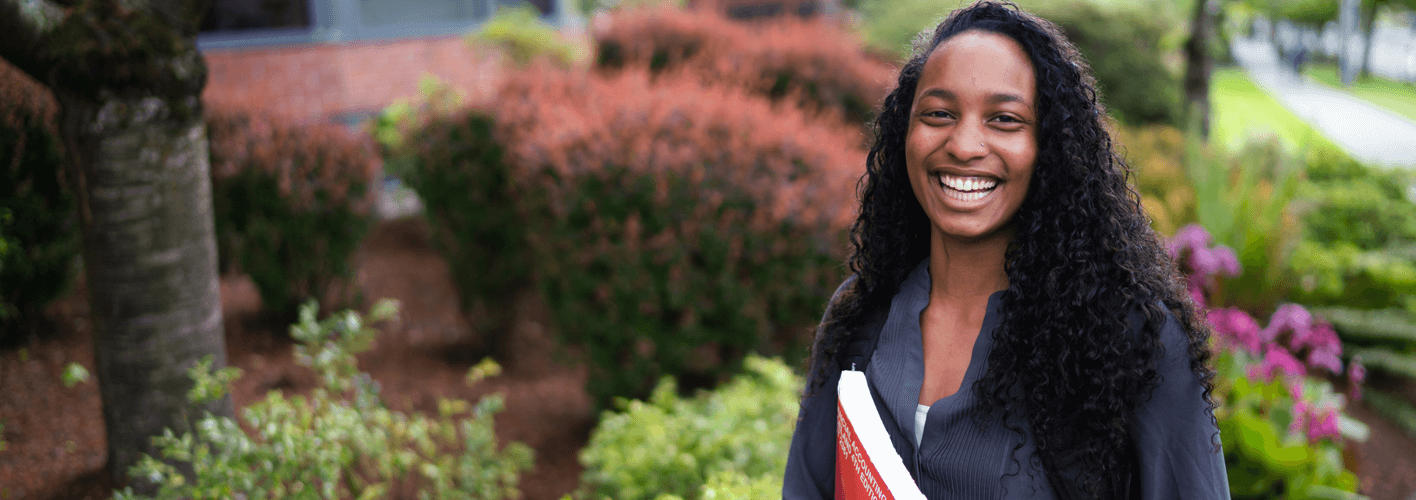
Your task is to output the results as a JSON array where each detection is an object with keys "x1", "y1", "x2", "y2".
[{"x1": 782, "y1": 260, "x2": 1229, "y2": 499}]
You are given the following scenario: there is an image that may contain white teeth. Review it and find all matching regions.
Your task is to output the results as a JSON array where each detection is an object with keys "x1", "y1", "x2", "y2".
[{"x1": 937, "y1": 174, "x2": 998, "y2": 195}]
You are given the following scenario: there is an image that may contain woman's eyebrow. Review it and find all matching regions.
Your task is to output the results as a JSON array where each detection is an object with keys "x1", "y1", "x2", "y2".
[
  {"x1": 919, "y1": 88, "x2": 1029, "y2": 106},
  {"x1": 987, "y1": 93, "x2": 1028, "y2": 105}
]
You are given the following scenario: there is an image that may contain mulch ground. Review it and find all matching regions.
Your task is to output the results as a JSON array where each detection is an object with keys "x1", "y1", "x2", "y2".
[
  {"x1": 2, "y1": 216, "x2": 1415, "y2": 499},
  {"x1": 0, "y1": 217, "x2": 592, "y2": 500}
]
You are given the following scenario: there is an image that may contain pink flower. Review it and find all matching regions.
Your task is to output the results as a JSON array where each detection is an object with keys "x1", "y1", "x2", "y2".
[
  {"x1": 1291, "y1": 400, "x2": 1342, "y2": 444},
  {"x1": 1208, "y1": 307, "x2": 1262, "y2": 354},
  {"x1": 1212, "y1": 245, "x2": 1241, "y2": 278},
  {"x1": 1293, "y1": 320, "x2": 1342, "y2": 357},
  {"x1": 1185, "y1": 245, "x2": 1240, "y2": 282},
  {"x1": 1169, "y1": 224, "x2": 1212, "y2": 259},
  {"x1": 1307, "y1": 347, "x2": 1343, "y2": 375},
  {"x1": 1249, "y1": 345, "x2": 1307, "y2": 382},
  {"x1": 1262, "y1": 303, "x2": 1313, "y2": 344},
  {"x1": 1348, "y1": 356, "x2": 1367, "y2": 400},
  {"x1": 1188, "y1": 282, "x2": 1207, "y2": 310}
]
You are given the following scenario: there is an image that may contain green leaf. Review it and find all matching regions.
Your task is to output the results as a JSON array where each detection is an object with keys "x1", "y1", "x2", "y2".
[{"x1": 60, "y1": 362, "x2": 89, "y2": 388}]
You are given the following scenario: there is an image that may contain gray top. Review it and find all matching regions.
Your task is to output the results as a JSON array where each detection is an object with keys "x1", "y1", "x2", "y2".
[{"x1": 783, "y1": 259, "x2": 1230, "y2": 499}]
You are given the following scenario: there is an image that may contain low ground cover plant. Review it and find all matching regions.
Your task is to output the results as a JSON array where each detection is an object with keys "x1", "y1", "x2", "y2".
[
  {"x1": 578, "y1": 354, "x2": 800, "y2": 500},
  {"x1": 207, "y1": 107, "x2": 380, "y2": 321},
  {"x1": 114, "y1": 299, "x2": 533, "y2": 500}
]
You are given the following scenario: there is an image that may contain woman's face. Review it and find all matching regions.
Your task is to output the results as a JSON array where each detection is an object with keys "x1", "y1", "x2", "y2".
[{"x1": 905, "y1": 29, "x2": 1038, "y2": 245}]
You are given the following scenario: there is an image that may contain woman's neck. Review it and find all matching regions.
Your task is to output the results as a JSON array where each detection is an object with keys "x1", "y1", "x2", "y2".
[{"x1": 926, "y1": 229, "x2": 1011, "y2": 304}]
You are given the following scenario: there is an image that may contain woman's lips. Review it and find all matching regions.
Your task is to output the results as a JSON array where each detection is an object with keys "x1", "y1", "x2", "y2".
[{"x1": 936, "y1": 173, "x2": 998, "y2": 202}]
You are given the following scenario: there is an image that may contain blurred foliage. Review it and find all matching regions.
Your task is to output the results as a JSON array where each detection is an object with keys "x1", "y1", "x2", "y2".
[
  {"x1": 1213, "y1": 349, "x2": 1365, "y2": 498},
  {"x1": 113, "y1": 299, "x2": 534, "y2": 500},
  {"x1": 1298, "y1": 147, "x2": 1416, "y2": 251},
  {"x1": 1120, "y1": 125, "x2": 1196, "y2": 237},
  {"x1": 469, "y1": 6, "x2": 590, "y2": 67},
  {"x1": 0, "y1": 208, "x2": 16, "y2": 323},
  {"x1": 1289, "y1": 147, "x2": 1416, "y2": 313},
  {"x1": 855, "y1": 0, "x2": 1182, "y2": 126},
  {"x1": 0, "y1": 59, "x2": 80, "y2": 344},
  {"x1": 1041, "y1": 1, "x2": 1182, "y2": 126},
  {"x1": 207, "y1": 108, "x2": 378, "y2": 321},
  {"x1": 1177, "y1": 226, "x2": 1368, "y2": 499},
  {"x1": 1272, "y1": 0, "x2": 1340, "y2": 26},
  {"x1": 61, "y1": 361, "x2": 89, "y2": 388},
  {"x1": 399, "y1": 61, "x2": 858, "y2": 408},
  {"x1": 579, "y1": 0, "x2": 685, "y2": 17},
  {"x1": 397, "y1": 109, "x2": 530, "y2": 358},
  {"x1": 1185, "y1": 139, "x2": 1303, "y2": 314},
  {"x1": 578, "y1": 354, "x2": 799, "y2": 500},
  {"x1": 593, "y1": 6, "x2": 894, "y2": 131}
]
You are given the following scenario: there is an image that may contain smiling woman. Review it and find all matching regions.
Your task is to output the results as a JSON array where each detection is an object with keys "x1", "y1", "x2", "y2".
[
  {"x1": 905, "y1": 30, "x2": 1036, "y2": 250},
  {"x1": 783, "y1": 2, "x2": 1231, "y2": 499}
]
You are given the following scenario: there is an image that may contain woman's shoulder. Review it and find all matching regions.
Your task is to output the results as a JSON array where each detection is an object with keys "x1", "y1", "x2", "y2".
[{"x1": 823, "y1": 274, "x2": 858, "y2": 318}]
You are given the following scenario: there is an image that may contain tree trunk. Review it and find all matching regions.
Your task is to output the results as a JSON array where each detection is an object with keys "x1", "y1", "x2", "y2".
[
  {"x1": 59, "y1": 93, "x2": 234, "y2": 487},
  {"x1": 1358, "y1": 0, "x2": 1379, "y2": 80},
  {"x1": 1184, "y1": 0, "x2": 1215, "y2": 139},
  {"x1": 0, "y1": 0, "x2": 233, "y2": 491}
]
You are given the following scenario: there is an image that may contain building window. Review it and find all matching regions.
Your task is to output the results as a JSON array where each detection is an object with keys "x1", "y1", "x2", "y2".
[{"x1": 201, "y1": 0, "x2": 312, "y2": 32}]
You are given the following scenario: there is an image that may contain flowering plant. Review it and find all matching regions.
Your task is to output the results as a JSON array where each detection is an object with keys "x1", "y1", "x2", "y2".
[{"x1": 1172, "y1": 224, "x2": 1368, "y2": 498}]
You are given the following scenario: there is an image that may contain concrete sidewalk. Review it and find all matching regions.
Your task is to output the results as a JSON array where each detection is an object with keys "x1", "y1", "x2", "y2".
[{"x1": 1230, "y1": 37, "x2": 1416, "y2": 169}]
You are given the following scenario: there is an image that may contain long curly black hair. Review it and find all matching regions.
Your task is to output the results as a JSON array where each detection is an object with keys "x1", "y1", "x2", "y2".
[{"x1": 810, "y1": 2, "x2": 1217, "y2": 498}]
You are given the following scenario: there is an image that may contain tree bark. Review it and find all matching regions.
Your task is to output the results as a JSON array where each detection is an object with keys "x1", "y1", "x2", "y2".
[
  {"x1": 1184, "y1": 0, "x2": 1215, "y2": 139},
  {"x1": 1357, "y1": 0, "x2": 1379, "y2": 80},
  {"x1": 0, "y1": 0, "x2": 232, "y2": 490}
]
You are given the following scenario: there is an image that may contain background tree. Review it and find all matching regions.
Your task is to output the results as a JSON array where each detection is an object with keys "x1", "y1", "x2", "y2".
[
  {"x1": 0, "y1": 0, "x2": 234, "y2": 490},
  {"x1": 1186, "y1": 0, "x2": 1219, "y2": 138},
  {"x1": 1272, "y1": 0, "x2": 1416, "y2": 81}
]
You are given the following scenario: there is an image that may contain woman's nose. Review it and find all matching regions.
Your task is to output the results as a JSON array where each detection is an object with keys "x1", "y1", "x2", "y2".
[{"x1": 944, "y1": 121, "x2": 988, "y2": 162}]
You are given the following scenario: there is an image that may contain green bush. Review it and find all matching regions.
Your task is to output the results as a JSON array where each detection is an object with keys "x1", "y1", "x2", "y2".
[
  {"x1": 397, "y1": 110, "x2": 531, "y2": 357},
  {"x1": 578, "y1": 354, "x2": 799, "y2": 500},
  {"x1": 113, "y1": 299, "x2": 534, "y2": 500},
  {"x1": 1041, "y1": 1, "x2": 1181, "y2": 127},
  {"x1": 1289, "y1": 147, "x2": 1416, "y2": 311},
  {"x1": 469, "y1": 6, "x2": 589, "y2": 67},
  {"x1": 401, "y1": 64, "x2": 858, "y2": 407},
  {"x1": 0, "y1": 59, "x2": 80, "y2": 343},
  {"x1": 1298, "y1": 147, "x2": 1416, "y2": 251},
  {"x1": 207, "y1": 108, "x2": 378, "y2": 320},
  {"x1": 856, "y1": 0, "x2": 1182, "y2": 126}
]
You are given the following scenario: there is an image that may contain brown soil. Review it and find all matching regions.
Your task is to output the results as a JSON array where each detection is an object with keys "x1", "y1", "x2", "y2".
[
  {"x1": 2, "y1": 216, "x2": 1415, "y2": 499},
  {"x1": 0, "y1": 217, "x2": 593, "y2": 500}
]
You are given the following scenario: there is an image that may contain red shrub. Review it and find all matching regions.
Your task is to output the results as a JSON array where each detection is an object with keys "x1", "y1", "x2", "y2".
[
  {"x1": 206, "y1": 106, "x2": 379, "y2": 319},
  {"x1": 407, "y1": 62, "x2": 864, "y2": 406},
  {"x1": 495, "y1": 64, "x2": 862, "y2": 230},
  {"x1": 593, "y1": 6, "x2": 896, "y2": 131}
]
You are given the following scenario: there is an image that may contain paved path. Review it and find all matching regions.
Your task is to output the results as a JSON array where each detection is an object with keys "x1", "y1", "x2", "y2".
[{"x1": 1231, "y1": 37, "x2": 1416, "y2": 169}]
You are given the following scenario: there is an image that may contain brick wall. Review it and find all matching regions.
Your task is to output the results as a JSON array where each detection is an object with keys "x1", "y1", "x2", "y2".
[{"x1": 202, "y1": 35, "x2": 503, "y2": 125}]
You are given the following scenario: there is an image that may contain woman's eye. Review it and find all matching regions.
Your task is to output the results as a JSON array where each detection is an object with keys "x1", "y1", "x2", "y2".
[{"x1": 922, "y1": 110, "x2": 953, "y2": 119}]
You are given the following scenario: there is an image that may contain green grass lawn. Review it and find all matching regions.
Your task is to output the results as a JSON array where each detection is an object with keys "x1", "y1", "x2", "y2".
[
  {"x1": 1302, "y1": 63, "x2": 1416, "y2": 123},
  {"x1": 1210, "y1": 66, "x2": 1339, "y2": 154}
]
